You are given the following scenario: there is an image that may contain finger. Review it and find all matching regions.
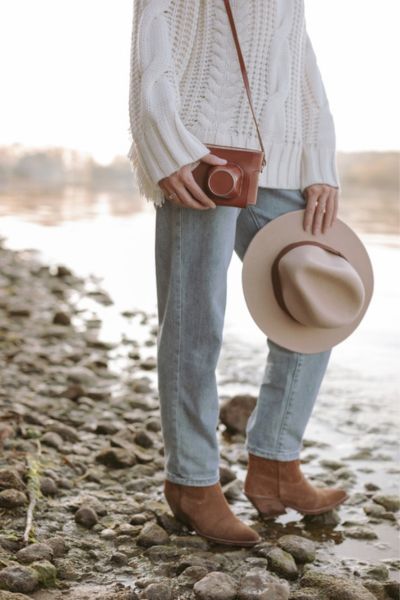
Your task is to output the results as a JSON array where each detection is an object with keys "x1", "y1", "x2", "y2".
[
  {"x1": 174, "y1": 182, "x2": 210, "y2": 210},
  {"x1": 303, "y1": 192, "x2": 319, "y2": 232},
  {"x1": 182, "y1": 171, "x2": 216, "y2": 208},
  {"x1": 160, "y1": 182, "x2": 181, "y2": 207},
  {"x1": 312, "y1": 190, "x2": 330, "y2": 235},
  {"x1": 322, "y1": 191, "x2": 335, "y2": 233},
  {"x1": 331, "y1": 191, "x2": 339, "y2": 226}
]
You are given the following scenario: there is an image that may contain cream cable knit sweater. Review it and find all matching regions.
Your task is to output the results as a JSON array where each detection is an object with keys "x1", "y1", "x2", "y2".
[{"x1": 128, "y1": 0, "x2": 340, "y2": 208}]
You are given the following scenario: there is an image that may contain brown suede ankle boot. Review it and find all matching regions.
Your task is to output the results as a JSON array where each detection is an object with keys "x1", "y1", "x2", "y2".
[
  {"x1": 244, "y1": 453, "x2": 348, "y2": 518},
  {"x1": 163, "y1": 479, "x2": 261, "y2": 546}
]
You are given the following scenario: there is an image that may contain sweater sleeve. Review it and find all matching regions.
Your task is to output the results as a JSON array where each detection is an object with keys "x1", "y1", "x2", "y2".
[
  {"x1": 300, "y1": 30, "x2": 341, "y2": 192},
  {"x1": 127, "y1": 0, "x2": 210, "y2": 207}
]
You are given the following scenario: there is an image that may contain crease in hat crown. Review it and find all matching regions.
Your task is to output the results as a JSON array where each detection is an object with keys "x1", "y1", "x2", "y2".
[{"x1": 274, "y1": 244, "x2": 366, "y2": 329}]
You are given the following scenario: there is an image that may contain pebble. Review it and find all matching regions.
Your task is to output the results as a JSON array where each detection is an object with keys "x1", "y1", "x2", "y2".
[
  {"x1": 237, "y1": 567, "x2": 290, "y2": 599},
  {"x1": 0, "y1": 489, "x2": 27, "y2": 508},
  {"x1": 95, "y1": 447, "x2": 137, "y2": 468},
  {"x1": 0, "y1": 468, "x2": 25, "y2": 491},
  {"x1": 16, "y1": 542, "x2": 54, "y2": 564},
  {"x1": 40, "y1": 431, "x2": 64, "y2": 450},
  {"x1": 219, "y1": 394, "x2": 256, "y2": 435},
  {"x1": 300, "y1": 570, "x2": 376, "y2": 600},
  {"x1": 0, "y1": 565, "x2": 39, "y2": 594},
  {"x1": 74, "y1": 505, "x2": 99, "y2": 528},
  {"x1": 193, "y1": 571, "x2": 238, "y2": 600},
  {"x1": 372, "y1": 493, "x2": 400, "y2": 512},
  {"x1": 136, "y1": 522, "x2": 170, "y2": 548},
  {"x1": 266, "y1": 547, "x2": 298, "y2": 580},
  {"x1": 29, "y1": 560, "x2": 57, "y2": 587},
  {"x1": 345, "y1": 525, "x2": 378, "y2": 540},
  {"x1": 144, "y1": 582, "x2": 172, "y2": 599},
  {"x1": 277, "y1": 535, "x2": 316, "y2": 564},
  {"x1": 40, "y1": 476, "x2": 58, "y2": 496},
  {"x1": 362, "y1": 564, "x2": 389, "y2": 581}
]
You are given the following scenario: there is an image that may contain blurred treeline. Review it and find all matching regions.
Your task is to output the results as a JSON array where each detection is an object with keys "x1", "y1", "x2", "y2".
[
  {"x1": 0, "y1": 145, "x2": 398, "y2": 233},
  {"x1": 0, "y1": 144, "x2": 398, "y2": 193}
]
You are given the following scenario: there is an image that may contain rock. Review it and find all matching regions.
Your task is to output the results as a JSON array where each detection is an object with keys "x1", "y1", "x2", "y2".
[
  {"x1": 362, "y1": 564, "x2": 389, "y2": 581},
  {"x1": 40, "y1": 476, "x2": 58, "y2": 496},
  {"x1": 289, "y1": 590, "x2": 321, "y2": 600},
  {"x1": 0, "y1": 469, "x2": 25, "y2": 491},
  {"x1": 40, "y1": 431, "x2": 63, "y2": 450},
  {"x1": 133, "y1": 430, "x2": 154, "y2": 449},
  {"x1": 63, "y1": 383, "x2": 86, "y2": 400},
  {"x1": 385, "y1": 580, "x2": 400, "y2": 599},
  {"x1": 30, "y1": 560, "x2": 57, "y2": 587},
  {"x1": 0, "y1": 489, "x2": 27, "y2": 508},
  {"x1": 219, "y1": 466, "x2": 237, "y2": 486},
  {"x1": 266, "y1": 547, "x2": 298, "y2": 580},
  {"x1": 45, "y1": 536, "x2": 67, "y2": 557},
  {"x1": 300, "y1": 570, "x2": 376, "y2": 600},
  {"x1": 144, "y1": 582, "x2": 172, "y2": 599},
  {"x1": 277, "y1": 535, "x2": 316, "y2": 564},
  {"x1": 193, "y1": 571, "x2": 238, "y2": 600},
  {"x1": 363, "y1": 502, "x2": 387, "y2": 518},
  {"x1": 110, "y1": 552, "x2": 128, "y2": 566},
  {"x1": 140, "y1": 357, "x2": 156, "y2": 370},
  {"x1": 46, "y1": 422, "x2": 80, "y2": 442},
  {"x1": 136, "y1": 522, "x2": 170, "y2": 548},
  {"x1": 53, "y1": 311, "x2": 71, "y2": 326},
  {"x1": 16, "y1": 543, "x2": 54, "y2": 564},
  {"x1": 372, "y1": 494, "x2": 400, "y2": 512},
  {"x1": 0, "y1": 565, "x2": 39, "y2": 593},
  {"x1": 95, "y1": 447, "x2": 136, "y2": 468},
  {"x1": 237, "y1": 567, "x2": 290, "y2": 599},
  {"x1": 74, "y1": 505, "x2": 99, "y2": 528},
  {"x1": 0, "y1": 591, "x2": 33, "y2": 599},
  {"x1": 67, "y1": 366, "x2": 98, "y2": 386},
  {"x1": 302, "y1": 510, "x2": 341, "y2": 526},
  {"x1": 219, "y1": 394, "x2": 256, "y2": 435},
  {"x1": 180, "y1": 566, "x2": 209, "y2": 583},
  {"x1": 362, "y1": 580, "x2": 388, "y2": 600},
  {"x1": 345, "y1": 525, "x2": 378, "y2": 540}
]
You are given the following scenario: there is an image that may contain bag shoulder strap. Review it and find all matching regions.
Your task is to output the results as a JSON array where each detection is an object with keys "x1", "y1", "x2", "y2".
[{"x1": 223, "y1": 0, "x2": 266, "y2": 166}]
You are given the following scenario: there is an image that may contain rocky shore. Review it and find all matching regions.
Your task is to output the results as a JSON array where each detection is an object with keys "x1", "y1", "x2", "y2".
[{"x1": 0, "y1": 236, "x2": 399, "y2": 600}]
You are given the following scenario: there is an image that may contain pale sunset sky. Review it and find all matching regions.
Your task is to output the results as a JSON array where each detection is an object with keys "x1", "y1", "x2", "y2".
[{"x1": 0, "y1": 0, "x2": 398, "y2": 164}]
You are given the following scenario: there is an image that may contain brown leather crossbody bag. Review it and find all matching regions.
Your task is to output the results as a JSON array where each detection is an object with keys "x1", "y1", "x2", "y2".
[{"x1": 191, "y1": 0, "x2": 266, "y2": 208}]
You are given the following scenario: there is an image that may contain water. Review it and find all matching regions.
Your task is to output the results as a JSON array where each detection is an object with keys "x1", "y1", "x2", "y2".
[{"x1": 0, "y1": 188, "x2": 399, "y2": 572}]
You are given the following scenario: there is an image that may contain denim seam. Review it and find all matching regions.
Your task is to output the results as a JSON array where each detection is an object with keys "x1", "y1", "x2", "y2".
[
  {"x1": 175, "y1": 207, "x2": 183, "y2": 476},
  {"x1": 276, "y1": 353, "x2": 305, "y2": 454},
  {"x1": 246, "y1": 205, "x2": 265, "y2": 230},
  {"x1": 246, "y1": 445, "x2": 301, "y2": 461}
]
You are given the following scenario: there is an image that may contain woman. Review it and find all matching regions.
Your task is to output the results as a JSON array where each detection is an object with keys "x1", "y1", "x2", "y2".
[{"x1": 128, "y1": 0, "x2": 347, "y2": 547}]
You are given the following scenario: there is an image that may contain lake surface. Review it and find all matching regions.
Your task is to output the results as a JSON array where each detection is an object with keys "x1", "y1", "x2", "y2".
[{"x1": 0, "y1": 187, "x2": 399, "y2": 571}]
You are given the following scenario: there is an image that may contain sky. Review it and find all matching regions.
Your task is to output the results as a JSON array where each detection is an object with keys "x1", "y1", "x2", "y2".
[{"x1": 0, "y1": 0, "x2": 398, "y2": 164}]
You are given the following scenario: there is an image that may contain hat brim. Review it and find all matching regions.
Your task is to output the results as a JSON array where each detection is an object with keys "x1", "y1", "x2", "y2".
[{"x1": 241, "y1": 209, "x2": 374, "y2": 353}]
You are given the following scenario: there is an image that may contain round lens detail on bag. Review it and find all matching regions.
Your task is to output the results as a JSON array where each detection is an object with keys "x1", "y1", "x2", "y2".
[{"x1": 207, "y1": 164, "x2": 243, "y2": 199}]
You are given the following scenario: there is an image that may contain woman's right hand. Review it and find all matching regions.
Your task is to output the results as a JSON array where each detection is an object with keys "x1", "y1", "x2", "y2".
[{"x1": 157, "y1": 153, "x2": 228, "y2": 209}]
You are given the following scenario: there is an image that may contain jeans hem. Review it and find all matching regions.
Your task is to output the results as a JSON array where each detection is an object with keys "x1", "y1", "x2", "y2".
[
  {"x1": 165, "y1": 471, "x2": 220, "y2": 486},
  {"x1": 246, "y1": 444, "x2": 301, "y2": 461}
]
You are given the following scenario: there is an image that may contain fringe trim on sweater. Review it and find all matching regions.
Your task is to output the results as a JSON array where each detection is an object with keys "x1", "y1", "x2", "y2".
[{"x1": 127, "y1": 141, "x2": 166, "y2": 208}]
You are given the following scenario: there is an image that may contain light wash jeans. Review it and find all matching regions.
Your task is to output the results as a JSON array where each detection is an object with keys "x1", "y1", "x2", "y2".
[{"x1": 155, "y1": 186, "x2": 331, "y2": 486}]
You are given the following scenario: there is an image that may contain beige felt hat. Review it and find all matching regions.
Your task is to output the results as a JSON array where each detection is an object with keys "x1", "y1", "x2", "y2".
[{"x1": 241, "y1": 209, "x2": 374, "y2": 353}]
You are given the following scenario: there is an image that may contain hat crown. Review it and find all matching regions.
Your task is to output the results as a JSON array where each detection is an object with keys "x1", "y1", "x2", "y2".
[{"x1": 277, "y1": 245, "x2": 365, "y2": 329}]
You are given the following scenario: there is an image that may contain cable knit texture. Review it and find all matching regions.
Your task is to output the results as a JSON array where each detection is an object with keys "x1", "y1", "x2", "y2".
[{"x1": 128, "y1": 0, "x2": 340, "y2": 207}]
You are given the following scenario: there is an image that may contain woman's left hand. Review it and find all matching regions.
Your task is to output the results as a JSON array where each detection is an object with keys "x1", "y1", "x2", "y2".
[{"x1": 302, "y1": 184, "x2": 339, "y2": 235}]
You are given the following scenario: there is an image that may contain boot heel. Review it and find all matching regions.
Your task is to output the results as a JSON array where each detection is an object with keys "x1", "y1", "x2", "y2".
[{"x1": 244, "y1": 493, "x2": 286, "y2": 518}]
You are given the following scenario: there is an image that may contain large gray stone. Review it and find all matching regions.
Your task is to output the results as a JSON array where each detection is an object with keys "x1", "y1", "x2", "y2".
[
  {"x1": 277, "y1": 535, "x2": 316, "y2": 563},
  {"x1": 237, "y1": 567, "x2": 290, "y2": 599},
  {"x1": 300, "y1": 570, "x2": 376, "y2": 600},
  {"x1": 194, "y1": 571, "x2": 238, "y2": 600},
  {"x1": 0, "y1": 565, "x2": 39, "y2": 594}
]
